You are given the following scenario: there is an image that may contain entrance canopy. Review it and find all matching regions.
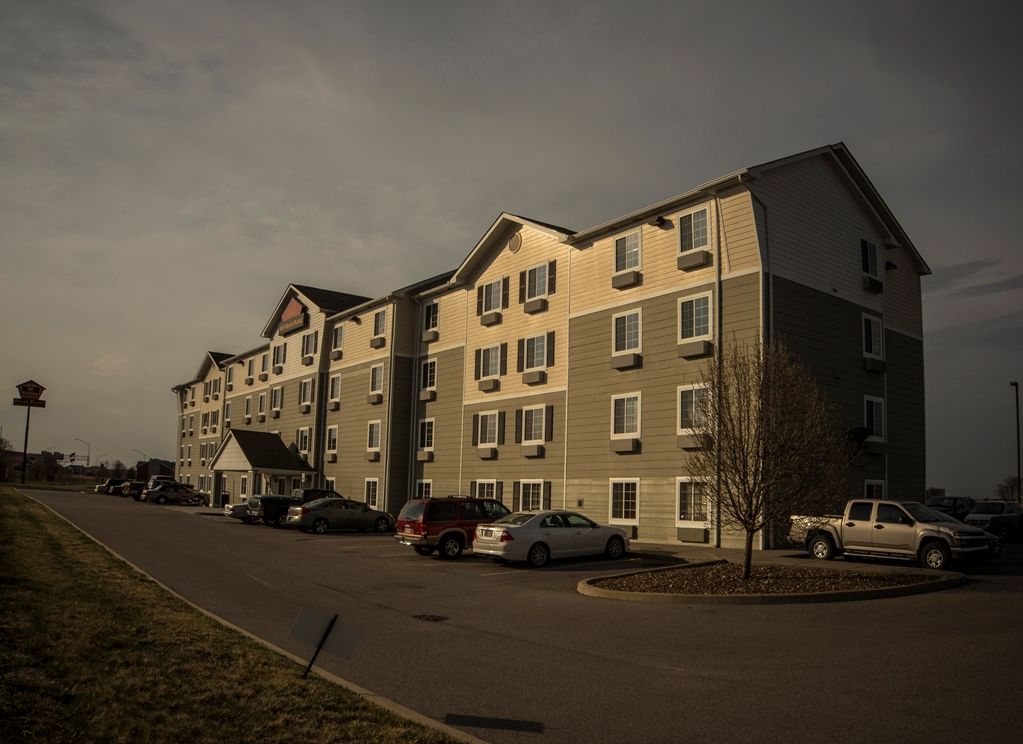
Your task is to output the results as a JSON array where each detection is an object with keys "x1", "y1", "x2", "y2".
[{"x1": 209, "y1": 429, "x2": 314, "y2": 476}]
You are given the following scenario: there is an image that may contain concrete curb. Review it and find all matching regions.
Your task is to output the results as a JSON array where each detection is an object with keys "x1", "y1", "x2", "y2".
[
  {"x1": 577, "y1": 559, "x2": 968, "y2": 604},
  {"x1": 17, "y1": 489, "x2": 486, "y2": 744}
]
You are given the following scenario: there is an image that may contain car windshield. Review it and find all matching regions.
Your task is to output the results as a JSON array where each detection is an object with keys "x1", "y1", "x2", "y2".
[
  {"x1": 398, "y1": 501, "x2": 426, "y2": 520},
  {"x1": 902, "y1": 503, "x2": 949, "y2": 523},
  {"x1": 495, "y1": 513, "x2": 537, "y2": 526},
  {"x1": 971, "y1": 503, "x2": 1005, "y2": 514}
]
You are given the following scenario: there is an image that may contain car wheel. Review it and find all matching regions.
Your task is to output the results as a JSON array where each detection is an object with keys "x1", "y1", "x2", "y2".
[
  {"x1": 527, "y1": 542, "x2": 550, "y2": 568},
  {"x1": 438, "y1": 535, "x2": 463, "y2": 559},
  {"x1": 241, "y1": 516, "x2": 251, "y2": 524},
  {"x1": 920, "y1": 541, "x2": 951, "y2": 570},
  {"x1": 313, "y1": 518, "x2": 329, "y2": 535},
  {"x1": 605, "y1": 536, "x2": 626, "y2": 560},
  {"x1": 808, "y1": 534, "x2": 834, "y2": 560},
  {"x1": 156, "y1": 496, "x2": 167, "y2": 505},
  {"x1": 373, "y1": 517, "x2": 390, "y2": 533},
  {"x1": 413, "y1": 546, "x2": 435, "y2": 556}
]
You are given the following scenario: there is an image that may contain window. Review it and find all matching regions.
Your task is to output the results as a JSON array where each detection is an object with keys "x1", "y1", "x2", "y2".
[
  {"x1": 611, "y1": 393, "x2": 641, "y2": 437},
  {"x1": 522, "y1": 405, "x2": 545, "y2": 444},
  {"x1": 301, "y1": 331, "x2": 318, "y2": 357},
  {"x1": 861, "y1": 240, "x2": 880, "y2": 278},
  {"x1": 863, "y1": 315, "x2": 884, "y2": 359},
  {"x1": 365, "y1": 478, "x2": 379, "y2": 508},
  {"x1": 423, "y1": 302, "x2": 439, "y2": 331},
  {"x1": 481, "y1": 278, "x2": 504, "y2": 313},
  {"x1": 240, "y1": 476, "x2": 248, "y2": 496},
  {"x1": 325, "y1": 477, "x2": 335, "y2": 492},
  {"x1": 247, "y1": 359, "x2": 254, "y2": 377},
  {"x1": 367, "y1": 421, "x2": 381, "y2": 451},
  {"x1": 678, "y1": 385, "x2": 708, "y2": 433},
  {"x1": 475, "y1": 480, "x2": 496, "y2": 500},
  {"x1": 373, "y1": 309, "x2": 386, "y2": 337},
  {"x1": 179, "y1": 445, "x2": 184, "y2": 464},
  {"x1": 523, "y1": 334, "x2": 546, "y2": 370},
  {"x1": 610, "y1": 480, "x2": 639, "y2": 524},
  {"x1": 418, "y1": 419, "x2": 435, "y2": 450},
  {"x1": 416, "y1": 480, "x2": 432, "y2": 498},
  {"x1": 187, "y1": 445, "x2": 192, "y2": 465},
  {"x1": 864, "y1": 396, "x2": 885, "y2": 441},
  {"x1": 326, "y1": 426, "x2": 338, "y2": 453},
  {"x1": 613, "y1": 310, "x2": 641, "y2": 353},
  {"x1": 300, "y1": 379, "x2": 313, "y2": 405},
  {"x1": 329, "y1": 374, "x2": 341, "y2": 402},
  {"x1": 421, "y1": 358, "x2": 437, "y2": 390},
  {"x1": 224, "y1": 401, "x2": 231, "y2": 422},
  {"x1": 210, "y1": 410, "x2": 219, "y2": 427},
  {"x1": 201, "y1": 412, "x2": 209, "y2": 429},
  {"x1": 331, "y1": 324, "x2": 343, "y2": 351},
  {"x1": 525, "y1": 263, "x2": 548, "y2": 300},
  {"x1": 521, "y1": 481, "x2": 544, "y2": 510},
  {"x1": 865, "y1": 480, "x2": 885, "y2": 499},
  {"x1": 369, "y1": 365, "x2": 384, "y2": 393},
  {"x1": 272, "y1": 343, "x2": 286, "y2": 366},
  {"x1": 480, "y1": 345, "x2": 501, "y2": 378},
  {"x1": 478, "y1": 411, "x2": 499, "y2": 446},
  {"x1": 270, "y1": 387, "x2": 282, "y2": 411},
  {"x1": 244, "y1": 397, "x2": 252, "y2": 417},
  {"x1": 260, "y1": 353, "x2": 268, "y2": 372},
  {"x1": 614, "y1": 232, "x2": 640, "y2": 272},
  {"x1": 679, "y1": 295, "x2": 712, "y2": 341},
  {"x1": 677, "y1": 478, "x2": 708, "y2": 524},
  {"x1": 257, "y1": 393, "x2": 266, "y2": 415},
  {"x1": 189, "y1": 387, "x2": 196, "y2": 403},
  {"x1": 678, "y1": 207, "x2": 709, "y2": 253},
  {"x1": 297, "y1": 427, "x2": 310, "y2": 454}
]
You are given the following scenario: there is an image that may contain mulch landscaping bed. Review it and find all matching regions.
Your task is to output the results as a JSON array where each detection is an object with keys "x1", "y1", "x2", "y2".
[{"x1": 593, "y1": 562, "x2": 929, "y2": 595}]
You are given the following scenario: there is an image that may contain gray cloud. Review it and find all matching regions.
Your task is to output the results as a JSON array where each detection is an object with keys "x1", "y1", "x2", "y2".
[
  {"x1": 954, "y1": 274, "x2": 1023, "y2": 298},
  {"x1": 924, "y1": 259, "x2": 1002, "y2": 293}
]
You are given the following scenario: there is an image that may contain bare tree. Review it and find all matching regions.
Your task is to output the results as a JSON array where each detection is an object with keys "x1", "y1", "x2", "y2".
[
  {"x1": 685, "y1": 339, "x2": 851, "y2": 579},
  {"x1": 995, "y1": 476, "x2": 1020, "y2": 502}
]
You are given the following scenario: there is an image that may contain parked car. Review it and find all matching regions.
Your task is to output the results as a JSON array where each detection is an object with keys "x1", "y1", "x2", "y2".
[
  {"x1": 964, "y1": 501, "x2": 1023, "y2": 528},
  {"x1": 141, "y1": 482, "x2": 195, "y2": 505},
  {"x1": 121, "y1": 481, "x2": 146, "y2": 500},
  {"x1": 985, "y1": 511, "x2": 1023, "y2": 542},
  {"x1": 924, "y1": 496, "x2": 977, "y2": 522},
  {"x1": 95, "y1": 478, "x2": 128, "y2": 495},
  {"x1": 473, "y1": 510, "x2": 630, "y2": 567},
  {"x1": 248, "y1": 488, "x2": 333, "y2": 527},
  {"x1": 286, "y1": 497, "x2": 394, "y2": 534},
  {"x1": 223, "y1": 501, "x2": 251, "y2": 523},
  {"x1": 146, "y1": 475, "x2": 175, "y2": 490},
  {"x1": 395, "y1": 496, "x2": 511, "y2": 558}
]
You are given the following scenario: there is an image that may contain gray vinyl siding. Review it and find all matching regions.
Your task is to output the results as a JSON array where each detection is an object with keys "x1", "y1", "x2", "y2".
[
  {"x1": 885, "y1": 330, "x2": 926, "y2": 498},
  {"x1": 414, "y1": 346, "x2": 465, "y2": 496},
  {"x1": 385, "y1": 355, "x2": 414, "y2": 514},
  {"x1": 324, "y1": 358, "x2": 389, "y2": 502}
]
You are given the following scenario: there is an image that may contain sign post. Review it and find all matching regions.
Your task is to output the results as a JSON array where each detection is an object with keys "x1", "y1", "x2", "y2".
[
  {"x1": 287, "y1": 606, "x2": 362, "y2": 679},
  {"x1": 14, "y1": 381, "x2": 46, "y2": 485}
]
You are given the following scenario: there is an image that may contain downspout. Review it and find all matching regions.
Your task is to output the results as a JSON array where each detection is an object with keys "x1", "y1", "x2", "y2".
[
  {"x1": 712, "y1": 192, "x2": 724, "y2": 548},
  {"x1": 562, "y1": 241, "x2": 571, "y2": 509},
  {"x1": 407, "y1": 300, "x2": 423, "y2": 501},
  {"x1": 383, "y1": 303, "x2": 397, "y2": 509}
]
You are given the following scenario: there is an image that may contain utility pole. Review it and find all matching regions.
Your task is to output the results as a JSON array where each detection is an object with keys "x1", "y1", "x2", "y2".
[{"x1": 1012, "y1": 382, "x2": 1021, "y2": 504}]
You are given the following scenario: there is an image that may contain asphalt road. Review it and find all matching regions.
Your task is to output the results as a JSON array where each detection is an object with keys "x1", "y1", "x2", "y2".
[{"x1": 26, "y1": 489, "x2": 1023, "y2": 744}]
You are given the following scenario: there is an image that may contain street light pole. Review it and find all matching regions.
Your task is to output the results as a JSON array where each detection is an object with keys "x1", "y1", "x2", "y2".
[
  {"x1": 132, "y1": 448, "x2": 148, "y2": 462},
  {"x1": 1012, "y1": 382, "x2": 1021, "y2": 504},
  {"x1": 74, "y1": 438, "x2": 91, "y2": 467}
]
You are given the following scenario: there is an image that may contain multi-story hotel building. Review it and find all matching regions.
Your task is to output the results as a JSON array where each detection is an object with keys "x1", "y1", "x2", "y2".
[{"x1": 172, "y1": 143, "x2": 927, "y2": 548}]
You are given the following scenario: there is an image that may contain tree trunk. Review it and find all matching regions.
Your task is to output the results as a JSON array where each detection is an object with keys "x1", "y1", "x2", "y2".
[{"x1": 743, "y1": 530, "x2": 754, "y2": 580}]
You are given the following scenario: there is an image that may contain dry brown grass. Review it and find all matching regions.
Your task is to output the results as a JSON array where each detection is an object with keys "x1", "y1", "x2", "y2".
[{"x1": 0, "y1": 487, "x2": 457, "y2": 743}]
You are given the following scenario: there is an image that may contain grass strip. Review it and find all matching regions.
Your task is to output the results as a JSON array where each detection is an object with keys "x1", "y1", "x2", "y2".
[{"x1": 0, "y1": 486, "x2": 457, "y2": 743}]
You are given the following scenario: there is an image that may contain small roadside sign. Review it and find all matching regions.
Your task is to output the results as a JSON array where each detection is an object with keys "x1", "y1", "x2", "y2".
[
  {"x1": 13, "y1": 398, "x2": 46, "y2": 408},
  {"x1": 288, "y1": 606, "x2": 362, "y2": 678},
  {"x1": 16, "y1": 380, "x2": 45, "y2": 400}
]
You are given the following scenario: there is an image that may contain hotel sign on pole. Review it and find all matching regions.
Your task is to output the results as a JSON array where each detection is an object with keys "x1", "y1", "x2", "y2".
[{"x1": 14, "y1": 380, "x2": 46, "y2": 408}]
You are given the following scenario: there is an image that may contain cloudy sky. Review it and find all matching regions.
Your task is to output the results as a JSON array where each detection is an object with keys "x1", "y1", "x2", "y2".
[{"x1": 2, "y1": 0, "x2": 1020, "y2": 496}]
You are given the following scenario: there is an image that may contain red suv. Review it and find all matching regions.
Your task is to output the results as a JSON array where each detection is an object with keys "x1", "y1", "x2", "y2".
[{"x1": 396, "y1": 497, "x2": 511, "y2": 558}]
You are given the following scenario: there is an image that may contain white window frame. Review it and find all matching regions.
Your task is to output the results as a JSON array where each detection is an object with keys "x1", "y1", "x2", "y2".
[
  {"x1": 676, "y1": 477, "x2": 710, "y2": 526},
  {"x1": 247, "y1": 359, "x2": 255, "y2": 377},
  {"x1": 676, "y1": 204, "x2": 711, "y2": 254},
  {"x1": 522, "y1": 405, "x2": 545, "y2": 445},
  {"x1": 225, "y1": 367, "x2": 233, "y2": 385},
  {"x1": 678, "y1": 292, "x2": 713, "y2": 342},
  {"x1": 367, "y1": 420, "x2": 382, "y2": 451},
  {"x1": 328, "y1": 374, "x2": 341, "y2": 402},
  {"x1": 299, "y1": 378, "x2": 313, "y2": 405},
  {"x1": 480, "y1": 345, "x2": 501, "y2": 379},
  {"x1": 523, "y1": 334, "x2": 547, "y2": 370},
  {"x1": 415, "y1": 480, "x2": 433, "y2": 499},
  {"x1": 331, "y1": 324, "x2": 344, "y2": 351},
  {"x1": 244, "y1": 397, "x2": 251, "y2": 417},
  {"x1": 677, "y1": 384, "x2": 708, "y2": 435},
  {"x1": 481, "y1": 278, "x2": 503, "y2": 313},
  {"x1": 301, "y1": 331, "x2": 318, "y2": 357},
  {"x1": 270, "y1": 386, "x2": 282, "y2": 411},
  {"x1": 369, "y1": 364, "x2": 384, "y2": 394},
  {"x1": 476, "y1": 479, "x2": 496, "y2": 501},
  {"x1": 224, "y1": 401, "x2": 231, "y2": 423},
  {"x1": 610, "y1": 392, "x2": 641, "y2": 438},
  {"x1": 423, "y1": 302, "x2": 439, "y2": 332},
  {"x1": 864, "y1": 480, "x2": 886, "y2": 499},
  {"x1": 862, "y1": 314, "x2": 884, "y2": 360},
  {"x1": 364, "y1": 478, "x2": 379, "y2": 508},
  {"x1": 297, "y1": 427, "x2": 311, "y2": 454},
  {"x1": 525, "y1": 262, "x2": 549, "y2": 300},
  {"x1": 421, "y1": 358, "x2": 437, "y2": 390},
  {"x1": 520, "y1": 480, "x2": 544, "y2": 511},
  {"x1": 418, "y1": 418, "x2": 435, "y2": 451},
  {"x1": 240, "y1": 475, "x2": 248, "y2": 496},
  {"x1": 260, "y1": 353, "x2": 268, "y2": 372},
  {"x1": 257, "y1": 392, "x2": 267, "y2": 415},
  {"x1": 373, "y1": 309, "x2": 386, "y2": 337},
  {"x1": 478, "y1": 410, "x2": 499, "y2": 447},
  {"x1": 861, "y1": 240, "x2": 881, "y2": 280},
  {"x1": 609, "y1": 478, "x2": 640, "y2": 526},
  {"x1": 864, "y1": 396, "x2": 886, "y2": 442},
  {"x1": 325, "y1": 477, "x2": 335, "y2": 492},
  {"x1": 326, "y1": 425, "x2": 338, "y2": 453},
  {"x1": 187, "y1": 445, "x2": 192, "y2": 465},
  {"x1": 612, "y1": 309, "x2": 642, "y2": 354},
  {"x1": 614, "y1": 231, "x2": 641, "y2": 273},
  {"x1": 272, "y1": 343, "x2": 286, "y2": 367}
]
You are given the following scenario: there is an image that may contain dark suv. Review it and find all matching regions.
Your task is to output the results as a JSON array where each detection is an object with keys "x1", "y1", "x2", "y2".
[
  {"x1": 925, "y1": 496, "x2": 977, "y2": 522},
  {"x1": 396, "y1": 497, "x2": 511, "y2": 558}
]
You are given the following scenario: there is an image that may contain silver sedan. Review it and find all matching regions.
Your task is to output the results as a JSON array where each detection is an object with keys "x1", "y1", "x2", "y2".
[
  {"x1": 286, "y1": 497, "x2": 394, "y2": 534},
  {"x1": 473, "y1": 510, "x2": 629, "y2": 568}
]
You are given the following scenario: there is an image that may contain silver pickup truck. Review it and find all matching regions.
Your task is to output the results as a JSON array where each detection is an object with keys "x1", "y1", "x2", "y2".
[{"x1": 789, "y1": 499, "x2": 995, "y2": 570}]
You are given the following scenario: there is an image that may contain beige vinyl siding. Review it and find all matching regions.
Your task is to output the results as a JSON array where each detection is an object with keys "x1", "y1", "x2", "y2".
[
  {"x1": 323, "y1": 358, "x2": 388, "y2": 500},
  {"x1": 414, "y1": 346, "x2": 465, "y2": 496},
  {"x1": 463, "y1": 227, "x2": 570, "y2": 400},
  {"x1": 329, "y1": 304, "x2": 392, "y2": 372},
  {"x1": 419, "y1": 286, "x2": 467, "y2": 356},
  {"x1": 268, "y1": 307, "x2": 328, "y2": 385},
  {"x1": 384, "y1": 355, "x2": 414, "y2": 514},
  {"x1": 391, "y1": 298, "x2": 419, "y2": 358}
]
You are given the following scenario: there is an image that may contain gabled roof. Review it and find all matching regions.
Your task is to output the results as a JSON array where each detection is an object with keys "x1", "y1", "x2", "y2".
[
  {"x1": 448, "y1": 212, "x2": 574, "y2": 286},
  {"x1": 221, "y1": 342, "x2": 271, "y2": 366},
  {"x1": 172, "y1": 350, "x2": 235, "y2": 391},
  {"x1": 209, "y1": 430, "x2": 314, "y2": 473},
  {"x1": 261, "y1": 284, "x2": 371, "y2": 338}
]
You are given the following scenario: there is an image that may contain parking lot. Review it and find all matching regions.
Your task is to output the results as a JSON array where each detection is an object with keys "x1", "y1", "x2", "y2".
[{"x1": 28, "y1": 489, "x2": 1023, "y2": 744}]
